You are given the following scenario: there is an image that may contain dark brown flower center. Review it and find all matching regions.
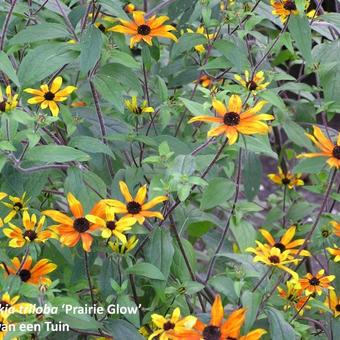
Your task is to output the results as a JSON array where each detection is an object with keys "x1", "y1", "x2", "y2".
[
  {"x1": 44, "y1": 91, "x2": 55, "y2": 101},
  {"x1": 0, "y1": 101, "x2": 6, "y2": 112},
  {"x1": 283, "y1": 0, "x2": 297, "y2": 11},
  {"x1": 223, "y1": 112, "x2": 240, "y2": 126},
  {"x1": 332, "y1": 145, "x2": 340, "y2": 160},
  {"x1": 281, "y1": 177, "x2": 291, "y2": 185},
  {"x1": 137, "y1": 24, "x2": 151, "y2": 35},
  {"x1": 163, "y1": 321, "x2": 175, "y2": 331},
  {"x1": 321, "y1": 230, "x2": 330, "y2": 238},
  {"x1": 23, "y1": 230, "x2": 38, "y2": 241},
  {"x1": 13, "y1": 202, "x2": 23, "y2": 211},
  {"x1": 98, "y1": 24, "x2": 106, "y2": 32},
  {"x1": 19, "y1": 269, "x2": 31, "y2": 282},
  {"x1": 246, "y1": 80, "x2": 258, "y2": 91},
  {"x1": 269, "y1": 255, "x2": 280, "y2": 264},
  {"x1": 106, "y1": 221, "x2": 116, "y2": 230},
  {"x1": 127, "y1": 201, "x2": 142, "y2": 214},
  {"x1": 273, "y1": 242, "x2": 286, "y2": 252},
  {"x1": 0, "y1": 301, "x2": 11, "y2": 309},
  {"x1": 203, "y1": 325, "x2": 221, "y2": 340},
  {"x1": 309, "y1": 277, "x2": 320, "y2": 286},
  {"x1": 336, "y1": 304, "x2": 340, "y2": 312},
  {"x1": 73, "y1": 217, "x2": 90, "y2": 233}
]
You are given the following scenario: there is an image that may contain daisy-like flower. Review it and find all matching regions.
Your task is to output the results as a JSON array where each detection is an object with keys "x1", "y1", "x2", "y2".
[
  {"x1": 299, "y1": 269, "x2": 335, "y2": 296},
  {"x1": 246, "y1": 241, "x2": 300, "y2": 279},
  {"x1": 297, "y1": 126, "x2": 340, "y2": 169},
  {"x1": 43, "y1": 193, "x2": 105, "y2": 252},
  {"x1": 102, "y1": 181, "x2": 168, "y2": 224},
  {"x1": 325, "y1": 290, "x2": 340, "y2": 318},
  {"x1": 3, "y1": 211, "x2": 57, "y2": 248},
  {"x1": 1, "y1": 192, "x2": 29, "y2": 224},
  {"x1": 109, "y1": 235, "x2": 138, "y2": 254},
  {"x1": 0, "y1": 292, "x2": 33, "y2": 317},
  {"x1": 149, "y1": 307, "x2": 197, "y2": 340},
  {"x1": 187, "y1": 26, "x2": 216, "y2": 53},
  {"x1": 0, "y1": 85, "x2": 18, "y2": 112},
  {"x1": 125, "y1": 96, "x2": 154, "y2": 115},
  {"x1": 326, "y1": 246, "x2": 340, "y2": 262},
  {"x1": 194, "y1": 295, "x2": 266, "y2": 340},
  {"x1": 86, "y1": 206, "x2": 136, "y2": 242},
  {"x1": 197, "y1": 75, "x2": 214, "y2": 88},
  {"x1": 258, "y1": 225, "x2": 310, "y2": 256},
  {"x1": 188, "y1": 95, "x2": 274, "y2": 145},
  {"x1": 271, "y1": 0, "x2": 309, "y2": 22},
  {"x1": 234, "y1": 71, "x2": 270, "y2": 95},
  {"x1": 4, "y1": 256, "x2": 57, "y2": 285},
  {"x1": 124, "y1": 2, "x2": 136, "y2": 13},
  {"x1": 107, "y1": 11, "x2": 177, "y2": 48},
  {"x1": 277, "y1": 279, "x2": 310, "y2": 314},
  {"x1": 267, "y1": 167, "x2": 304, "y2": 189},
  {"x1": 330, "y1": 221, "x2": 340, "y2": 237},
  {"x1": 24, "y1": 76, "x2": 77, "y2": 117}
]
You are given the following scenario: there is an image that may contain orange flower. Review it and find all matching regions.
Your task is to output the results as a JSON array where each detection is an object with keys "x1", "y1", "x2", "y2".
[
  {"x1": 107, "y1": 11, "x2": 177, "y2": 48},
  {"x1": 299, "y1": 269, "x2": 335, "y2": 296},
  {"x1": 297, "y1": 126, "x2": 340, "y2": 169},
  {"x1": 331, "y1": 221, "x2": 340, "y2": 237},
  {"x1": 194, "y1": 295, "x2": 266, "y2": 339},
  {"x1": 188, "y1": 95, "x2": 273, "y2": 145},
  {"x1": 267, "y1": 167, "x2": 304, "y2": 189},
  {"x1": 4, "y1": 256, "x2": 57, "y2": 285},
  {"x1": 197, "y1": 75, "x2": 214, "y2": 88},
  {"x1": 325, "y1": 290, "x2": 340, "y2": 318},
  {"x1": 326, "y1": 246, "x2": 340, "y2": 262},
  {"x1": 271, "y1": 0, "x2": 310, "y2": 22},
  {"x1": 43, "y1": 193, "x2": 105, "y2": 252},
  {"x1": 102, "y1": 181, "x2": 168, "y2": 224}
]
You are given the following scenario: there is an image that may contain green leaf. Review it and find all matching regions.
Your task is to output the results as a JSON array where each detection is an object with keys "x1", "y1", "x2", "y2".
[
  {"x1": 25, "y1": 145, "x2": 90, "y2": 163},
  {"x1": 125, "y1": 262, "x2": 165, "y2": 280},
  {"x1": 0, "y1": 51, "x2": 20, "y2": 86},
  {"x1": 9, "y1": 23, "x2": 70, "y2": 45},
  {"x1": 116, "y1": 295, "x2": 140, "y2": 327},
  {"x1": 105, "y1": 319, "x2": 144, "y2": 339},
  {"x1": 69, "y1": 135, "x2": 114, "y2": 156},
  {"x1": 242, "y1": 151, "x2": 262, "y2": 201},
  {"x1": 283, "y1": 120, "x2": 313, "y2": 149},
  {"x1": 179, "y1": 97, "x2": 207, "y2": 116},
  {"x1": 110, "y1": 50, "x2": 140, "y2": 69},
  {"x1": 288, "y1": 15, "x2": 312, "y2": 64},
  {"x1": 241, "y1": 290, "x2": 262, "y2": 332},
  {"x1": 266, "y1": 307, "x2": 297, "y2": 340},
  {"x1": 200, "y1": 177, "x2": 235, "y2": 210},
  {"x1": 80, "y1": 25, "x2": 103, "y2": 73},
  {"x1": 293, "y1": 157, "x2": 326, "y2": 174},
  {"x1": 171, "y1": 33, "x2": 207, "y2": 59}
]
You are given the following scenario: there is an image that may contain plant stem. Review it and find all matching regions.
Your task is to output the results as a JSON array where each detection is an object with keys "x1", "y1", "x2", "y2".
[
  {"x1": 83, "y1": 250, "x2": 97, "y2": 319},
  {"x1": 0, "y1": 0, "x2": 17, "y2": 51},
  {"x1": 15, "y1": 246, "x2": 30, "y2": 275},
  {"x1": 252, "y1": 268, "x2": 272, "y2": 292},
  {"x1": 290, "y1": 295, "x2": 311, "y2": 323}
]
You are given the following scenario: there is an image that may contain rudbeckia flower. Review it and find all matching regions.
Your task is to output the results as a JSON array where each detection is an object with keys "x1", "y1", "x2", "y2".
[
  {"x1": 124, "y1": 2, "x2": 136, "y2": 13},
  {"x1": 299, "y1": 269, "x2": 335, "y2": 296},
  {"x1": 297, "y1": 126, "x2": 340, "y2": 169},
  {"x1": 325, "y1": 290, "x2": 340, "y2": 318},
  {"x1": 331, "y1": 221, "x2": 340, "y2": 237},
  {"x1": 0, "y1": 292, "x2": 33, "y2": 317},
  {"x1": 326, "y1": 246, "x2": 340, "y2": 262},
  {"x1": 43, "y1": 193, "x2": 105, "y2": 252},
  {"x1": 187, "y1": 26, "x2": 216, "y2": 53},
  {"x1": 102, "y1": 181, "x2": 168, "y2": 224},
  {"x1": 234, "y1": 70, "x2": 270, "y2": 94},
  {"x1": 194, "y1": 295, "x2": 266, "y2": 340},
  {"x1": 188, "y1": 95, "x2": 274, "y2": 145},
  {"x1": 197, "y1": 74, "x2": 214, "y2": 88},
  {"x1": 86, "y1": 206, "x2": 136, "y2": 241},
  {"x1": 24, "y1": 76, "x2": 77, "y2": 117},
  {"x1": 125, "y1": 96, "x2": 154, "y2": 114},
  {"x1": 149, "y1": 307, "x2": 197, "y2": 340},
  {"x1": 271, "y1": 0, "x2": 309, "y2": 22},
  {"x1": 109, "y1": 235, "x2": 138, "y2": 254},
  {"x1": 267, "y1": 167, "x2": 304, "y2": 189},
  {"x1": 3, "y1": 211, "x2": 57, "y2": 248},
  {"x1": 5, "y1": 256, "x2": 57, "y2": 285},
  {"x1": 277, "y1": 279, "x2": 311, "y2": 314},
  {"x1": 246, "y1": 241, "x2": 300, "y2": 279},
  {"x1": 108, "y1": 11, "x2": 177, "y2": 48},
  {"x1": 1, "y1": 192, "x2": 29, "y2": 224},
  {"x1": 0, "y1": 85, "x2": 18, "y2": 112},
  {"x1": 258, "y1": 225, "x2": 310, "y2": 256}
]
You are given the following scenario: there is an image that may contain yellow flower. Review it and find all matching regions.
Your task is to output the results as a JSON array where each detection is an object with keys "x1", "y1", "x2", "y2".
[
  {"x1": 86, "y1": 206, "x2": 136, "y2": 241},
  {"x1": 0, "y1": 85, "x2": 18, "y2": 112},
  {"x1": 327, "y1": 246, "x2": 340, "y2": 262},
  {"x1": 149, "y1": 307, "x2": 197, "y2": 340},
  {"x1": 1, "y1": 192, "x2": 29, "y2": 224},
  {"x1": 125, "y1": 96, "x2": 154, "y2": 114},
  {"x1": 271, "y1": 0, "x2": 310, "y2": 22},
  {"x1": 123, "y1": 3, "x2": 136, "y2": 14},
  {"x1": 109, "y1": 235, "x2": 138, "y2": 254},
  {"x1": 299, "y1": 269, "x2": 335, "y2": 296},
  {"x1": 188, "y1": 95, "x2": 274, "y2": 145},
  {"x1": 187, "y1": 26, "x2": 216, "y2": 53},
  {"x1": 325, "y1": 290, "x2": 340, "y2": 318},
  {"x1": 102, "y1": 181, "x2": 168, "y2": 224},
  {"x1": 297, "y1": 126, "x2": 340, "y2": 169},
  {"x1": 267, "y1": 167, "x2": 304, "y2": 189},
  {"x1": 258, "y1": 225, "x2": 310, "y2": 256},
  {"x1": 234, "y1": 71, "x2": 270, "y2": 94},
  {"x1": 0, "y1": 292, "x2": 33, "y2": 318},
  {"x1": 246, "y1": 241, "x2": 300, "y2": 279},
  {"x1": 24, "y1": 76, "x2": 77, "y2": 117},
  {"x1": 108, "y1": 11, "x2": 177, "y2": 48},
  {"x1": 331, "y1": 221, "x2": 340, "y2": 237},
  {"x1": 3, "y1": 211, "x2": 57, "y2": 248},
  {"x1": 197, "y1": 74, "x2": 214, "y2": 88}
]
